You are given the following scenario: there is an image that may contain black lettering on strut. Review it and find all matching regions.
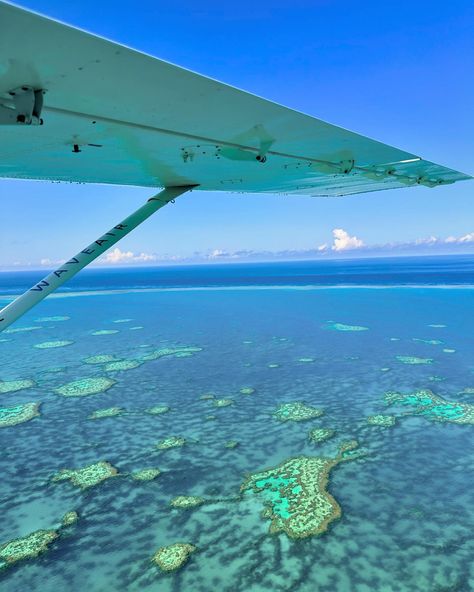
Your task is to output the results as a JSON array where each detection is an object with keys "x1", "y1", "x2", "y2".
[
  {"x1": 30, "y1": 280, "x2": 50, "y2": 292},
  {"x1": 66, "y1": 257, "x2": 79, "y2": 265},
  {"x1": 95, "y1": 239, "x2": 108, "y2": 246},
  {"x1": 54, "y1": 269, "x2": 68, "y2": 278},
  {"x1": 82, "y1": 248, "x2": 95, "y2": 255},
  {"x1": 114, "y1": 224, "x2": 127, "y2": 231}
]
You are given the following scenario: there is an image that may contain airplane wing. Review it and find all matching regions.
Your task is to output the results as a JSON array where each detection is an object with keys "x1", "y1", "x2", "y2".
[{"x1": 0, "y1": 2, "x2": 470, "y2": 197}]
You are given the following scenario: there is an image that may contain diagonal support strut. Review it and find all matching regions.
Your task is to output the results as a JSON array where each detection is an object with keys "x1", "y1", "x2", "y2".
[{"x1": 0, "y1": 185, "x2": 195, "y2": 332}]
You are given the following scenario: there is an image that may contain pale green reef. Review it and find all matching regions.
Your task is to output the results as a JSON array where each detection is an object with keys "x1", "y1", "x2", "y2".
[
  {"x1": 367, "y1": 415, "x2": 396, "y2": 427},
  {"x1": 325, "y1": 321, "x2": 368, "y2": 332},
  {"x1": 152, "y1": 543, "x2": 196, "y2": 572},
  {"x1": 0, "y1": 379, "x2": 35, "y2": 394},
  {"x1": 157, "y1": 436, "x2": 186, "y2": 450},
  {"x1": 53, "y1": 461, "x2": 119, "y2": 489},
  {"x1": 396, "y1": 356, "x2": 433, "y2": 365},
  {"x1": 298, "y1": 357, "x2": 315, "y2": 363},
  {"x1": 241, "y1": 442, "x2": 359, "y2": 539},
  {"x1": 200, "y1": 393, "x2": 215, "y2": 400},
  {"x1": 225, "y1": 440, "x2": 239, "y2": 449},
  {"x1": 213, "y1": 398, "x2": 234, "y2": 408},
  {"x1": 104, "y1": 360, "x2": 143, "y2": 372},
  {"x1": 413, "y1": 338, "x2": 443, "y2": 345},
  {"x1": 443, "y1": 348, "x2": 456, "y2": 353},
  {"x1": 267, "y1": 363, "x2": 280, "y2": 368},
  {"x1": 170, "y1": 495, "x2": 205, "y2": 509},
  {"x1": 84, "y1": 354, "x2": 118, "y2": 364},
  {"x1": 55, "y1": 377, "x2": 116, "y2": 397},
  {"x1": 89, "y1": 407, "x2": 124, "y2": 419},
  {"x1": 308, "y1": 427, "x2": 335, "y2": 443},
  {"x1": 4, "y1": 326, "x2": 42, "y2": 334},
  {"x1": 62, "y1": 511, "x2": 79, "y2": 527},
  {"x1": 0, "y1": 529, "x2": 58, "y2": 569},
  {"x1": 273, "y1": 401, "x2": 323, "y2": 422},
  {"x1": 140, "y1": 346, "x2": 202, "y2": 362},
  {"x1": 146, "y1": 405, "x2": 170, "y2": 415},
  {"x1": 33, "y1": 341, "x2": 74, "y2": 349},
  {"x1": 0, "y1": 402, "x2": 40, "y2": 428},
  {"x1": 34, "y1": 316, "x2": 70, "y2": 322},
  {"x1": 91, "y1": 330, "x2": 119, "y2": 336},
  {"x1": 385, "y1": 389, "x2": 474, "y2": 424},
  {"x1": 132, "y1": 468, "x2": 161, "y2": 481},
  {"x1": 112, "y1": 319, "x2": 133, "y2": 323},
  {"x1": 239, "y1": 387, "x2": 255, "y2": 395}
]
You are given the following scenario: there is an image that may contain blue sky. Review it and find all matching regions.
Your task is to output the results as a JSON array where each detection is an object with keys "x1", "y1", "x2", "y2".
[{"x1": 1, "y1": 0, "x2": 473, "y2": 269}]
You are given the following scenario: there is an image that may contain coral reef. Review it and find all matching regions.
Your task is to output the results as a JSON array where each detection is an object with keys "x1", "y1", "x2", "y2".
[
  {"x1": 325, "y1": 322, "x2": 368, "y2": 332},
  {"x1": 396, "y1": 356, "x2": 433, "y2": 365},
  {"x1": 0, "y1": 379, "x2": 35, "y2": 394},
  {"x1": 55, "y1": 377, "x2": 115, "y2": 397},
  {"x1": 239, "y1": 387, "x2": 255, "y2": 395},
  {"x1": 34, "y1": 316, "x2": 70, "y2": 322},
  {"x1": 170, "y1": 496, "x2": 205, "y2": 509},
  {"x1": 146, "y1": 405, "x2": 170, "y2": 415},
  {"x1": 213, "y1": 398, "x2": 234, "y2": 408},
  {"x1": 241, "y1": 444, "x2": 358, "y2": 539},
  {"x1": 140, "y1": 346, "x2": 202, "y2": 362},
  {"x1": 62, "y1": 511, "x2": 79, "y2": 527},
  {"x1": 152, "y1": 543, "x2": 196, "y2": 572},
  {"x1": 4, "y1": 326, "x2": 41, "y2": 334},
  {"x1": 273, "y1": 402, "x2": 323, "y2": 422},
  {"x1": 157, "y1": 436, "x2": 186, "y2": 450},
  {"x1": 200, "y1": 393, "x2": 214, "y2": 400},
  {"x1": 104, "y1": 360, "x2": 142, "y2": 372},
  {"x1": 84, "y1": 355, "x2": 118, "y2": 364},
  {"x1": 367, "y1": 415, "x2": 396, "y2": 427},
  {"x1": 53, "y1": 461, "x2": 118, "y2": 489},
  {"x1": 0, "y1": 403, "x2": 40, "y2": 428},
  {"x1": 385, "y1": 389, "x2": 474, "y2": 424},
  {"x1": 308, "y1": 427, "x2": 335, "y2": 443},
  {"x1": 89, "y1": 407, "x2": 124, "y2": 419},
  {"x1": 0, "y1": 529, "x2": 58, "y2": 568},
  {"x1": 132, "y1": 468, "x2": 161, "y2": 481},
  {"x1": 91, "y1": 330, "x2": 119, "y2": 335},
  {"x1": 224, "y1": 440, "x2": 240, "y2": 449},
  {"x1": 34, "y1": 341, "x2": 73, "y2": 349}
]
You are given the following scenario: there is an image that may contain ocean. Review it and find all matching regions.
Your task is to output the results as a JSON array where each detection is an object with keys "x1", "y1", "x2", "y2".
[{"x1": 0, "y1": 255, "x2": 473, "y2": 591}]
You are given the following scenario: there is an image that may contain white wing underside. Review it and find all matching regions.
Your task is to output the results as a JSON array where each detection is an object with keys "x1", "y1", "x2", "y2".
[{"x1": 0, "y1": 2, "x2": 470, "y2": 196}]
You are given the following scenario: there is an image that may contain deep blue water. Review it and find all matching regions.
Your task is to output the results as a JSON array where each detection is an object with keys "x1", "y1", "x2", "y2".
[{"x1": 0, "y1": 256, "x2": 473, "y2": 591}]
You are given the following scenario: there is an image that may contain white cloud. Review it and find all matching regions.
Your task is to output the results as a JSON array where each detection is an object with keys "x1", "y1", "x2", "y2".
[
  {"x1": 317, "y1": 243, "x2": 328, "y2": 252},
  {"x1": 331, "y1": 228, "x2": 364, "y2": 252},
  {"x1": 99, "y1": 247, "x2": 159, "y2": 265}
]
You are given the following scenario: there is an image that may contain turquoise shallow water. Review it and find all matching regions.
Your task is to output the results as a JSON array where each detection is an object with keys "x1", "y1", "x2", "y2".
[{"x1": 0, "y1": 259, "x2": 473, "y2": 591}]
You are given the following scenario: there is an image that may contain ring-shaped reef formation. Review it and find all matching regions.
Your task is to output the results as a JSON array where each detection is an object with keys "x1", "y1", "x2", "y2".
[
  {"x1": 0, "y1": 402, "x2": 40, "y2": 428},
  {"x1": 367, "y1": 415, "x2": 396, "y2": 427},
  {"x1": 0, "y1": 379, "x2": 35, "y2": 394},
  {"x1": 146, "y1": 405, "x2": 170, "y2": 415},
  {"x1": 241, "y1": 442, "x2": 360, "y2": 539},
  {"x1": 89, "y1": 407, "x2": 124, "y2": 420},
  {"x1": 53, "y1": 461, "x2": 118, "y2": 489},
  {"x1": 325, "y1": 322, "x2": 368, "y2": 332},
  {"x1": 33, "y1": 341, "x2": 74, "y2": 349},
  {"x1": 152, "y1": 543, "x2": 197, "y2": 572},
  {"x1": 140, "y1": 346, "x2": 202, "y2": 362},
  {"x1": 273, "y1": 402, "x2": 323, "y2": 422},
  {"x1": 0, "y1": 529, "x2": 58, "y2": 569},
  {"x1": 157, "y1": 436, "x2": 186, "y2": 450},
  {"x1": 385, "y1": 389, "x2": 474, "y2": 424},
  {"x1": 396, "y1": 356, "x2": 433, "y2": 365},
  {"x1": 55, "y1": 377, "x2": 116, "y2": 397},
  {"x1": 170, "y1": 496, "x2": 205, "y2": 509},
  {"x1": 132, "y1": 468, "x2": 161, "y2": 481},
  {"x1": 308, "y1": 427, "x2": 335, "y2": 443}
]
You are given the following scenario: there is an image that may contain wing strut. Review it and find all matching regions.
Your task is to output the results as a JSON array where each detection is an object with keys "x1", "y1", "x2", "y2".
[{"x1": 0, "y1": 185, "x2": 195, "y2": 332}]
